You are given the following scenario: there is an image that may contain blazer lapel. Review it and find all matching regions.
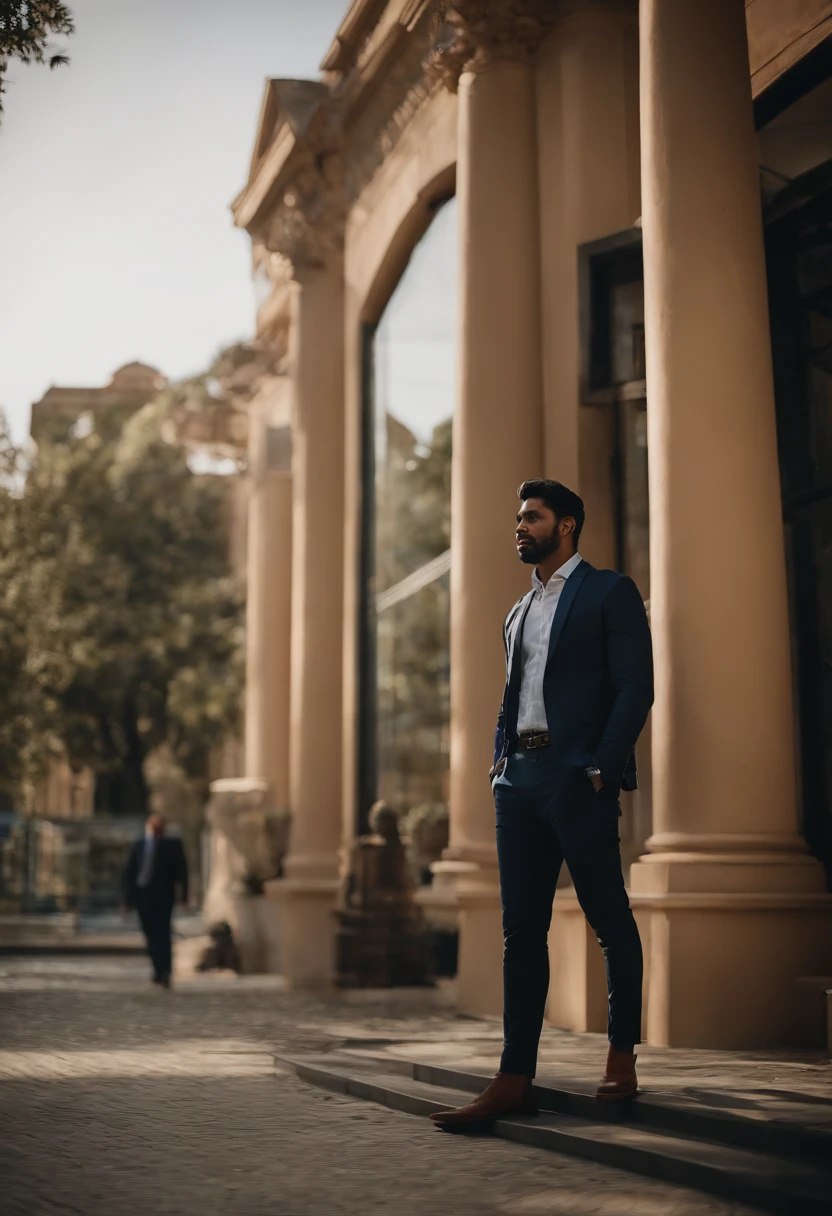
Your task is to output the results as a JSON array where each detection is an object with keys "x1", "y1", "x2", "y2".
[
  {"x1": 506, "y1": 592, "x2": 533, "y2": 688},
  {"x1": 546, "y1": 559, "x2": 592, "y2": 667}
]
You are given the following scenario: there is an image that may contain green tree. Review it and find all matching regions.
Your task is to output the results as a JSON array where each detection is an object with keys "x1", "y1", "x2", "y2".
[
  {"x1": 0, "y1": 2, "x2": 74, "y2": 116},
  {"x1": 0, "y1": 395, "x2": 244, "y2": 816},
  {"x1": 0, "y1": 419, "x2": 41, "y2": 803}
]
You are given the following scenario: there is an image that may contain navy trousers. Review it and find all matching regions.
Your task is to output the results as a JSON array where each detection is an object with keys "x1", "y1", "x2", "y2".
[
  {"x1": 493, "y1": 748, "x2": 643, "y2": 1077},
  {"x1": 135, "y1": 894, "x2": 174, "y2": 981}
]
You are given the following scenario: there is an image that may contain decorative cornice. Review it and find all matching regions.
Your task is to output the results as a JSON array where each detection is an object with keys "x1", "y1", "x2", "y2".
[
  {"x1": 425, "y1": 0, "x2": 560, "y2": 91},
  {"x1": 341, "y1": 30, "x2": 438, "y2": 209},
  {"x1": 320, "y1": 0, "x2": 388, "y2": 74}
]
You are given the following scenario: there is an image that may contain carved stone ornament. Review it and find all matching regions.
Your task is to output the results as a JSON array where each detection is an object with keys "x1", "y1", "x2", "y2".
[
  {"x1": 262, "y1": 250, "x2": 294, "y2": 294},
  {"x1": 425, "y1": 0, "x2": 560, "y2": 90},
  {"x1": 263, "y1": 150, "x2": 346, "y2": 274}
]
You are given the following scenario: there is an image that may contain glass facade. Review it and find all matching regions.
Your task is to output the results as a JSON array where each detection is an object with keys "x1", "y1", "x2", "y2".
[
  {"x1": 360, "y1": 200, "x2": 457, "y2": 827},
  {"x1": 768, "y1": 186, "x2": 832, "y2": 879},
  {"x1": 581, "y1": 235, "x2": 652, "y2": 868},
  {"x1": 580, "y1": 233, "x2": 650, "y2": 600}
]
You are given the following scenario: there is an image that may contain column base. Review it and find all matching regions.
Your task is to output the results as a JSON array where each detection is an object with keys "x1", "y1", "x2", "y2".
[
  {"x1": 264, "y1": 875, "x2": 339, "y2": 988},
  {"x1": 259, "y1": 886, "x2": 284, "y2": 974},
  {"x1": 425, "y1": 858, "x2": 473, "y2": 930},
  {"x1": 434, "y1": 854, "x2": 502, "y2": 1018},
  {"x1": 546, "y1": 888, "x2": 608, "y2": 1034},
  {"x1": 630, "y1": 850, "x2": 832, "y2": 1048}
]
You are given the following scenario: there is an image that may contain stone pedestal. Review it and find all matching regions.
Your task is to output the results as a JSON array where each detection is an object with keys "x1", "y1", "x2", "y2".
[
  {"x1": 630, "y1": 0, "x2": 832, "y2": 1047},
  {"x1": 203, "y1": 778, "x2": 289, "y2": 973},
  {"x1": 335, "y1": 804, "x2": 431, "y2": 988}
]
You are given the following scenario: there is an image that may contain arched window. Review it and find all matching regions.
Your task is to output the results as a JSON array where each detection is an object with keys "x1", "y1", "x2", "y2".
[{"x1": 359, "y1": 198, "x2": 457, "y2": 830}]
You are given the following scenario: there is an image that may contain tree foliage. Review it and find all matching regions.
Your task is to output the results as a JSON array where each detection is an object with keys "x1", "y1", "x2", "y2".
[
  {"x1": 0, "y1": 2, "x2": 74, "y2": 115},
  {"x1": 0, "y1": 393, "x2": 244, "y2": 816}
]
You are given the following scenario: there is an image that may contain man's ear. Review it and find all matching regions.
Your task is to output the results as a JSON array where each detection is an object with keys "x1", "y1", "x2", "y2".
[{"x1": 561, "y1": 515, "x2": 575, "y2": 537}]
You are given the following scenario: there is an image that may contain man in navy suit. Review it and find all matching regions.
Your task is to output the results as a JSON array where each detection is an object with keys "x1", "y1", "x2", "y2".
[
  {"x1": 123, "y1": 813, "x2": 189, "y2": 989},
  {"x1": 432, "y1": 480, "x2": 653, "y2": 1128}
]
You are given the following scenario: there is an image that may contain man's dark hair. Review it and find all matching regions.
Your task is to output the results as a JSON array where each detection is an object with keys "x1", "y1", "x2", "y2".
[{"x1": 518, "y1": 479, "x2": 585, "y2": 543}]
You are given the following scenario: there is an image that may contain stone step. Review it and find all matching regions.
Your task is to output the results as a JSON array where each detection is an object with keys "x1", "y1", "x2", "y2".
[
  {"x1": 340, "y1": 1051, "x2": 832, "y2": 1166},
  {"x1": 279, "y1": 1052, "x2": 832, "y2": 1216}
]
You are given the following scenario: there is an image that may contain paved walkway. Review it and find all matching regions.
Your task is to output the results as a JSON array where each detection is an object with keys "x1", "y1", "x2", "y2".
[{"x1": 0, "y1": 956, "x2": 772, "y2": 1216}]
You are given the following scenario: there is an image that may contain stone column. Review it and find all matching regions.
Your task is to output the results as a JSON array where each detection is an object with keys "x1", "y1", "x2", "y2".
[
  {"x1": 536, "y1": 0, "x2": 640, "y2": 566},
  {"x1": 535, "y1": 0, "x2": 642, "y2": 1035},
  {"x1": 244, "y1": 380, "x2": 293, "y2": 809},
  {"x1": 630, "y1": 0, "x2": 832, "y2": 1047},
  {"x1": 428, "y1": 3, "x2": 548, "y2": 1016},
  {"x1": 257, "y1": 154, "x2": 346, "y2": 987},
  {"x1": 203, "y1": 336, "x2": 293, "y2": 976}
]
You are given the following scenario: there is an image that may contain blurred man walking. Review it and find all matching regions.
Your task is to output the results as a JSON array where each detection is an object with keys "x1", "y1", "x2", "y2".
[{"x1": 123, "y1": 813, "x2": 188, "y2": 989}]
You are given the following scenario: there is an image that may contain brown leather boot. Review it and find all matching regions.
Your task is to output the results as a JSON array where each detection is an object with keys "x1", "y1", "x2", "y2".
[
  {"x1": 595, "y1": 1045, "x2": 638, "y2": 1101},
  {"x1": 430, "y1": 1073, "x2": 538, "y2": 1130}
]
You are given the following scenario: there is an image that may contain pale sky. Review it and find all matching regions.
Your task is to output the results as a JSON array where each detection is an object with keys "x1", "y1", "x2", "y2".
[{"x1": 0, "y1": 0, "x2": 347, "y2": 442}]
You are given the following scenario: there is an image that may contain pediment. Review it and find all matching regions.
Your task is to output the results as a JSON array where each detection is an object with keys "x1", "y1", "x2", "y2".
[{"x1": 248, "y1": 78, "x2": 330, "y2": 180}]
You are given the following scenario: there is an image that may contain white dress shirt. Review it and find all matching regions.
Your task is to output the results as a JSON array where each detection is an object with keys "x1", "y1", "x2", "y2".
[
  {"x1": 517, "y1": 552, "x2": 583, "y2": 732},
  {"x1": 136, "y1": 832, "x2": 157, "y2": 889}
]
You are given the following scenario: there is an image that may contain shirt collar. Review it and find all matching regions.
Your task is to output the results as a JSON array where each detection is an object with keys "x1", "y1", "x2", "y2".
[{"x1": 532, "y1": 552, "x2": 582, "y2": 592}]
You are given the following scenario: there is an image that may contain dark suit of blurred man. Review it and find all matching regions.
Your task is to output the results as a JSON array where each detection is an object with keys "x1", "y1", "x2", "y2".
[{"x1": 123, "y1": 813, "x2": 188, "y2": 988}]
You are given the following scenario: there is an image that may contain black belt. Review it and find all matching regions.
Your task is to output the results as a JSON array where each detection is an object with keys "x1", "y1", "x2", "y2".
[{"x1": 516, "y1": 730, "x2": 550, "y2": 751}]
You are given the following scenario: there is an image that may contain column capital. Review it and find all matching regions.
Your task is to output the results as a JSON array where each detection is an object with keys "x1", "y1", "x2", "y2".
[
  {"x1": 425, "y1": 0, "x2": 559, "y2": 90},
  {"x1": 263, "y1": 151, "x2": 345, "y2": 276},
  {"x1": 426, "y1": 0, "x2": 633, "y2": 90}
]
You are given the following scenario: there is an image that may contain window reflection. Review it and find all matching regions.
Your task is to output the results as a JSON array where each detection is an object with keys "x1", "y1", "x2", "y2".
[{"x1": 367, "y1": 199, "x2": 457, "y2": 819}]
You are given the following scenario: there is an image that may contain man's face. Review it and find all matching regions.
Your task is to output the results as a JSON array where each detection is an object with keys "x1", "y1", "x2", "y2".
[
  {"x1": 147, "y1": 814, "x2": 165, "y2": 839},
  {"x1": 515, "y1": 498, "x2": 565, "y2": 566}
]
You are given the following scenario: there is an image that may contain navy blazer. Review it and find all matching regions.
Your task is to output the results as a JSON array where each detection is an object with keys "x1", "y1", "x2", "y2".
[
  {"x1": 123, "y1": 835, "x2": 189, "y2": 909},
  {"x1": 493, "y1": 559, "x2": 653, "y2": 790}
]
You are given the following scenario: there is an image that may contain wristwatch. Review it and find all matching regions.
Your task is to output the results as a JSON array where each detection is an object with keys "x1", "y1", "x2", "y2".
[{"x1": 585, "y1": 765, "x2": 602, "y2": 779}]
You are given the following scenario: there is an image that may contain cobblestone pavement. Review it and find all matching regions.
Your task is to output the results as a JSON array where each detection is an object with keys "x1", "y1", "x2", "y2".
[{"x1": 0, "y1": 956, "x2": 767, "y2": 1216}]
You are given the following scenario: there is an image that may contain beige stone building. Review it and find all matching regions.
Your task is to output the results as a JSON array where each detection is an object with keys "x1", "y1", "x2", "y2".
[
  {"x1": 230, "y1": 0, "x2": 832, "y2": 1048},
  {"x1": 30, "y1": 361, "x2": 169, "y2": 447}
]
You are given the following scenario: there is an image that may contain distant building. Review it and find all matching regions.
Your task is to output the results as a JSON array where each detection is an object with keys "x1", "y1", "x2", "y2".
[{"x1": 30, "y1": 362, "x2": 168, "y2": 445}]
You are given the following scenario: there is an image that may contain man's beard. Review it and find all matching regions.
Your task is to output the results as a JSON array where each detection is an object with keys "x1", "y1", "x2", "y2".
[{"x1": 518, "y1": 528, "x2": 562, "y2": 565}]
